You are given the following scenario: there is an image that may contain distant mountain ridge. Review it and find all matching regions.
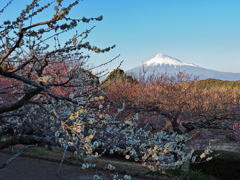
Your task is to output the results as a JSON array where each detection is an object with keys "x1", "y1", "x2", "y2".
[{"x1": 126, "y1": 53, "x2": 240, "y2": 81}]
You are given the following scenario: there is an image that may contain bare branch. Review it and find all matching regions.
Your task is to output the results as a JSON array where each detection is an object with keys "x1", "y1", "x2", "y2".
[
  {"x1": 0, "y1": 87, "x2": 43, "y2": 113},
  {"x1": 0, "y1": 145, "x2": 35, "y2": 169}
]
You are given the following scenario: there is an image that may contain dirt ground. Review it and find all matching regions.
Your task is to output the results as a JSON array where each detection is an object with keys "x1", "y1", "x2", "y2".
[
  {"x1": 0, "y1": 152, "x2": 97, "y2": 180},
  {"x1": 0, "y1": 153, "x2": 164, "y2": 180}
]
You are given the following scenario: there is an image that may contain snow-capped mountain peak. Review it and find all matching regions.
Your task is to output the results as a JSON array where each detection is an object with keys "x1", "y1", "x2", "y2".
[
  {"x1": 143, "y1": 53, "x2": 197, "y2": 67},
  {"x1": 126, "y1": 53, "x2": 240, "y2": 81}
]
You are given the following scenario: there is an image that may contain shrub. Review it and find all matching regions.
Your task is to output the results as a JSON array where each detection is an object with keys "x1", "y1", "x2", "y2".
[{"x1": 190, "y1": 150, "x2": 240, "y2": 180}]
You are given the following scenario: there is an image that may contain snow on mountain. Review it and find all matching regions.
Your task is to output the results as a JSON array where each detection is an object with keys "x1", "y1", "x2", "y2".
[
  {"x1": 126, "y1": 53, "x2": 240, "y2": 81},
  {"x1": 143, "y1": 53, "x2": 197, "y2": 67}
]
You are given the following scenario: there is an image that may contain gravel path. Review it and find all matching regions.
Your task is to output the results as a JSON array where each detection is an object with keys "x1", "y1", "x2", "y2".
[
  {"x1": 0, "y1": 153, "x2": 152, "y2": 180},
  {"x1": 0, "y1": 153, "x2": 97, "y2": 180}
]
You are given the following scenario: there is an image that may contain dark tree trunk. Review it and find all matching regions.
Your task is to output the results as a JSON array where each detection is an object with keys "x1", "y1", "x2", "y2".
[{"x1": 171, "y1": 118, "x2": 183, "y2": 134}]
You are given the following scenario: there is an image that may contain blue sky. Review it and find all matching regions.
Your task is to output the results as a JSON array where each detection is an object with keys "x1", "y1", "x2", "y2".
[{"x1": 4, "y1": 0, "x2": 240, "y2": 73}]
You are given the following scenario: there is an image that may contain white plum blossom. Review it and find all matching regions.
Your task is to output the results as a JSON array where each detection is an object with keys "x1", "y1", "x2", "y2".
[
  {"x1": 107, "y1": 164, "x2": 115, "y2": 170},
  {"x1": 200, "y1": 153, "x2": 206, "y2": 159},
  {"x1": 206, "y1": 157, "x2": 213, "y2": 161},
  {"x1": 93, "y1": 175, "x2": 102, "y2": 180},
  {"x1": 124, "y1": 175, "x2": 131, "y2": 180}
]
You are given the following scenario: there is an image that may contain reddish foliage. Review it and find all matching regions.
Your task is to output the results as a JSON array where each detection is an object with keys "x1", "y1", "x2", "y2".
[{"x1": 104, "y1": 73, "x2": 240, "y2": 136}]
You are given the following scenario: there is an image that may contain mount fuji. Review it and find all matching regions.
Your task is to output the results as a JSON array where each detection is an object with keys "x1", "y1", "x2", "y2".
[
  {"x1": 126, "y1": 53, "x2": 240, "y2": 81},
  {"x1": 142, "y1": 53, "x2": 197, "y2": 68}
]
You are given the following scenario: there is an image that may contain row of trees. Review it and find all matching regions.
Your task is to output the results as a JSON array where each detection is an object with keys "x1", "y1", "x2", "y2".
[{"x1": 104, "y1": 69, "x2": 240, "y2": 138}]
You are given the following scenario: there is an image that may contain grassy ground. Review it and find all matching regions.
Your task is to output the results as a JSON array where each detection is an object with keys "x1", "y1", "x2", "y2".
[{"x1": 16, "y1": 144, "x2": 148, "y2": 173}]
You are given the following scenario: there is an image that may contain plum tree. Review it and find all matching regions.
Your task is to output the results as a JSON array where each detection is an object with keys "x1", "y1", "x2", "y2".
[
  {"x1": 105, "y1": 72, "x2": 240, "y2": 136},
  {"x1": 0, "y1": 1, "x2": 208, "y2": 179},
  {"x1": 0, "y1": 0, "x2": 116, "y2": 167}
]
